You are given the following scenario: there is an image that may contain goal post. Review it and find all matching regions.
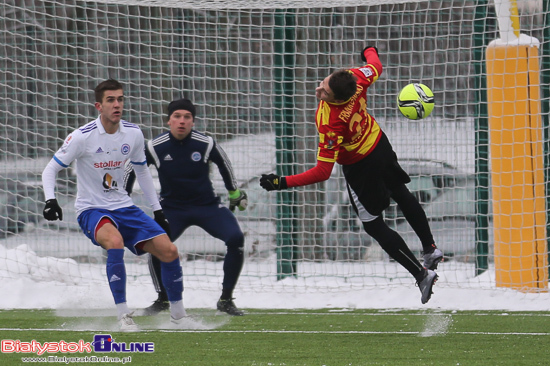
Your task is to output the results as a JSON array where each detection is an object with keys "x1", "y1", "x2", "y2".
[
  {"x1": 1, "y1": 0, "x2": 549, "y2": 297},
  {"x1": 543, "y1": 0, "x2": 550, "y2": 280},
  {"x1": 472, "y1": 1, "x2": 491, "y2": 277},
  {"x1": 485, "y1": 0, "x2": 548, "y2": 291},
  {"x1": 273, "y1": 9, "x2": 299, "y2": 279}
]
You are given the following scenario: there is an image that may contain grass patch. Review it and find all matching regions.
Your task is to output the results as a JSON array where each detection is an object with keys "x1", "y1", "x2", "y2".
[{"x1": 0, "y1": 309, "x2": 548, "y2": 365}]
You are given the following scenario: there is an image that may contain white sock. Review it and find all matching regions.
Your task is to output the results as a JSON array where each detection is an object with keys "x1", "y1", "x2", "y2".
[
  {"x1": 116, "y1": 302, "x2": 131, "y2": 320},
  {"x1": 170, "y1": 300, "x2": 187, "y2": 319}
]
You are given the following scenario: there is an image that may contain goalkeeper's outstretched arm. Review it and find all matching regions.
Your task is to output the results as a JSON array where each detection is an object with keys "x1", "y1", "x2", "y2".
[{"x1": 259, "y1": 160, "x2": 334, "y2": 191}]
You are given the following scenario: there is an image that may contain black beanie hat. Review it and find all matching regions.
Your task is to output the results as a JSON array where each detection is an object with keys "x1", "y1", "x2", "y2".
[{"x1": 167, "y1": 98, "x2": 196, "y2": 118}]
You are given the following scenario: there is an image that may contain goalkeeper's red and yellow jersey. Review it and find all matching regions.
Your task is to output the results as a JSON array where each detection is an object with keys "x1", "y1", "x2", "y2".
[
  {"x1": 316, "y1": 60, "x2": 382, "y2": 166},
  {"x1": 285, "y1": 47, "x2": 383, "y2": 188}
]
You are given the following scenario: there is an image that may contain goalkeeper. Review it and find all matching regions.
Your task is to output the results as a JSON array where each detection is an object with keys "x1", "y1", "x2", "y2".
[
  {"x1": 124, "y1": 98, "x2": 247, "y2": 316},
  {"x1": 260, "y1": 46, "x2": 443, "y2": 304}
]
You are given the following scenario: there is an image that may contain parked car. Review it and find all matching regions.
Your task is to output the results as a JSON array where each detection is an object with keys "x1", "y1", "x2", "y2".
[
  {"x1": 0, "y1": 177, "x2": 43, "y2": 237},
  {"x1": 323, "y1": 158, "x2": 478, "y2": 260},
  {"x1": 0, "y1": 157, "x2": 75, "y2": 238},
  {"x1": 0, "y1": 158, "x2": 97, "y2": 262},
  {"x1": 0, "y1": 190, "x2": 107, "y2": 263}
]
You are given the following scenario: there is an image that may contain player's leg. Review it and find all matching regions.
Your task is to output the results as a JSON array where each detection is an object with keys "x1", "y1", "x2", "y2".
[
  {"x1": 95, "y1": 219, "x2": 134, "y2": 320},
  {"x1": 390, "y1": 183, "x2": 443, "y2": 269},
  {"x1": 77, "y1": 210, "x2": 138, "y2": 331},
  {"x1": 367, "y1": 133, "x2": 443, "y2": 270},
  {"x1": 343, "y1": 146, "x2": 437, "y2": 304},
  {"x1": 142, "y1": 235, "x2": 186, "y2": 320},
  {"x1": 390, "y1": 183, "x2": 434, "y2": 246},
  {"x1": 111, "y1": 205, "x2": 185, "y2": 321},
  {"x1": 142, "y1": 254, "x2": 169, "y2": 315},
  {"x1": 378, "y1": 133, "x2": 443, "y2": 270},
  {"x1": 361, "y1": 216, "x2": 423, "y2": 277},
  {"x1": 361, "y1": 216, "x2": 437, "y2": 304},
  {"x1": 196, "y1": 204, "x2": 245, "y2": 315},
  {"x1": 143, "y1": 208, "x2": 188, "y2": 315}
]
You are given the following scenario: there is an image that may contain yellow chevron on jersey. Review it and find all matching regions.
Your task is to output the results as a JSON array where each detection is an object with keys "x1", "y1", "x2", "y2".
[
  {"x1": 317, "y1": 147, "x2": 338, "y2": 163},
  {"x1": 316, "y1": 102, "x2": 332, "y2": 127}
]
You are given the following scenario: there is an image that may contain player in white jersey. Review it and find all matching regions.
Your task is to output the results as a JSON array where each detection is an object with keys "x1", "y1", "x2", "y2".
[{"x1": 41, "y1": 79, "x2": 186, "y2": 331}]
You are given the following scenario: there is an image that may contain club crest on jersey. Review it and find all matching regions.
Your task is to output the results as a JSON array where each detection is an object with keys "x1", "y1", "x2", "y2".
[
  {"x1": 121, "y1": 144, "x2": 130, "y2": 155},
  {"x1": 324, "y1": 131, "x2": 338, "y2": 149},
  {"x1": 191, "y1": 152, "x2": 201, "y2": 161}
]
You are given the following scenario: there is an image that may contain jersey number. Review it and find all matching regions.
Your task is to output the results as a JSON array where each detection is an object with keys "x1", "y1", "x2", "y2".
[{"x1": 349, "y1": 97, "x2": 369, "y2": 141}]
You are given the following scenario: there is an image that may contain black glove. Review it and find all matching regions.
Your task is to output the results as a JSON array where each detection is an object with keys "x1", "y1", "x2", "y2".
[
  {"x1": 43, "y1": 199, "x2": 63, "y2": 221},
  {"x1": 260, "y1": 174, "x2": 287, "y2": 191},
  {"x1": 154, "y1": 210, "x2": 171, "y2": 238},
  {"x1": 361, "y1": 46, "x2": 379, "y2": 62},
  {"x1": 229, "y1": 190, "x2": 248, "y2": 212}
]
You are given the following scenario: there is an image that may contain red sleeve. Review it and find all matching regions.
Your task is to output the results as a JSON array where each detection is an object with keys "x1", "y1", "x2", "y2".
[
  {"x1": 362, "y1": 47, "x2": 382, "y2": 76},
  {"x1": 285, "y1": 160, "x2": 334, "y2": 188}
]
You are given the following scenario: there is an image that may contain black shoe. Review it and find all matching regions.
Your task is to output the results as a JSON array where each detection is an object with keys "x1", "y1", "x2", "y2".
[
  {"x1": 217, "y1": 298, "x2": 244, "y2": 316},
  {"x1": 143, "y1": 297, "x2": 170, "y2": 316}
]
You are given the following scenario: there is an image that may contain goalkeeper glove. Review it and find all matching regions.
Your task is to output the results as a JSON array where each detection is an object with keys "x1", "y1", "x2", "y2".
[
  {"x1": 260, "y1": 174, "x2": 287, "y2": 191},
  {"x1": 43, "y1": 199, "x2": 63, "y2": 221},
  {"x1": 228, "y1": 189, "x2": 248, "y2": 212},
  {"x1": 361, "y1": 46, "x2": 379, "y2": 62},
  {"x1": 154, "y1": 210, "x2": 171, "y2": 238}
]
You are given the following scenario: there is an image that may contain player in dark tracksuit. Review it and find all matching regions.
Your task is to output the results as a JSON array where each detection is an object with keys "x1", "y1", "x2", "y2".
[{"x1": 124, "y1": 98, "x2": 248, "y2": 316}]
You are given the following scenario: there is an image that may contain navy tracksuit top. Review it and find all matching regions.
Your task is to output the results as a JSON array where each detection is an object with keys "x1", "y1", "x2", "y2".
[{"x1": 125, "y1": 130, "x2": 238, "y2": 208}]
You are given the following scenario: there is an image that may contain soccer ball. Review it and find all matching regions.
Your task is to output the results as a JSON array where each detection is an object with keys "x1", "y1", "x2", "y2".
[{"x1": 397, "y1": 83, "x2": 434, "y2": 120}]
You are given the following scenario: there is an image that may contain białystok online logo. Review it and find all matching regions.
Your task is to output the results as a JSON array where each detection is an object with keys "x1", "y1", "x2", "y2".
[{"x1": 1, "y1": 334, "x2": 154, "y2": 355}]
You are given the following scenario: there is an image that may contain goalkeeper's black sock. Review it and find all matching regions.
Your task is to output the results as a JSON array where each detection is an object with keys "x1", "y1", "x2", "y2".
[
  {"x1": 222, "y1": 246, "x2": 244, "y2": 299},
  {"x1": 221, "y1": 289, "x2": 233, "y2": 301},
  {"x1": 150, "y1": 254, "x2": 168, "y2": 300},
  {"x1": 157, "y1": 291, "x2": 168, "y2": 302},
  {"x1": 362, "y1": 217, "x2": 423, "y2": 277}
]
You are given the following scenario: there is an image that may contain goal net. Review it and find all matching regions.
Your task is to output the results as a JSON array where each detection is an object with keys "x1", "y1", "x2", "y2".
[{"x1": 1, "y1": 0, "x2": 548, "y2": 302}]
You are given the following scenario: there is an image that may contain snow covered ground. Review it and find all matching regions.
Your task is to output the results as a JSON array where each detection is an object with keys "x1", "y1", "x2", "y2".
[{"x1": 1, "y1": 244, "x2": 548, "y2": 313}]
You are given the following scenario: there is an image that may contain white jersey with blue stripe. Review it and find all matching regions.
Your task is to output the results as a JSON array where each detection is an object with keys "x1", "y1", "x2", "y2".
[{"x1": 53, "y1": 117, "x2": 148, "y2": 216}]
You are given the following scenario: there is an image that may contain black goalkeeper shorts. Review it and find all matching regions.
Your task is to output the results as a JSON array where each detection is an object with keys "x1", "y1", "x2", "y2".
[{"x1": 342, "y1": 132, "x2": 411, "y2": 221}]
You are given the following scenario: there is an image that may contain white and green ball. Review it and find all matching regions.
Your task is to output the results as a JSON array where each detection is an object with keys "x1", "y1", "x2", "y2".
[{"x1": 397, "y1": 83, "x2": 434, "y2": 120}]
